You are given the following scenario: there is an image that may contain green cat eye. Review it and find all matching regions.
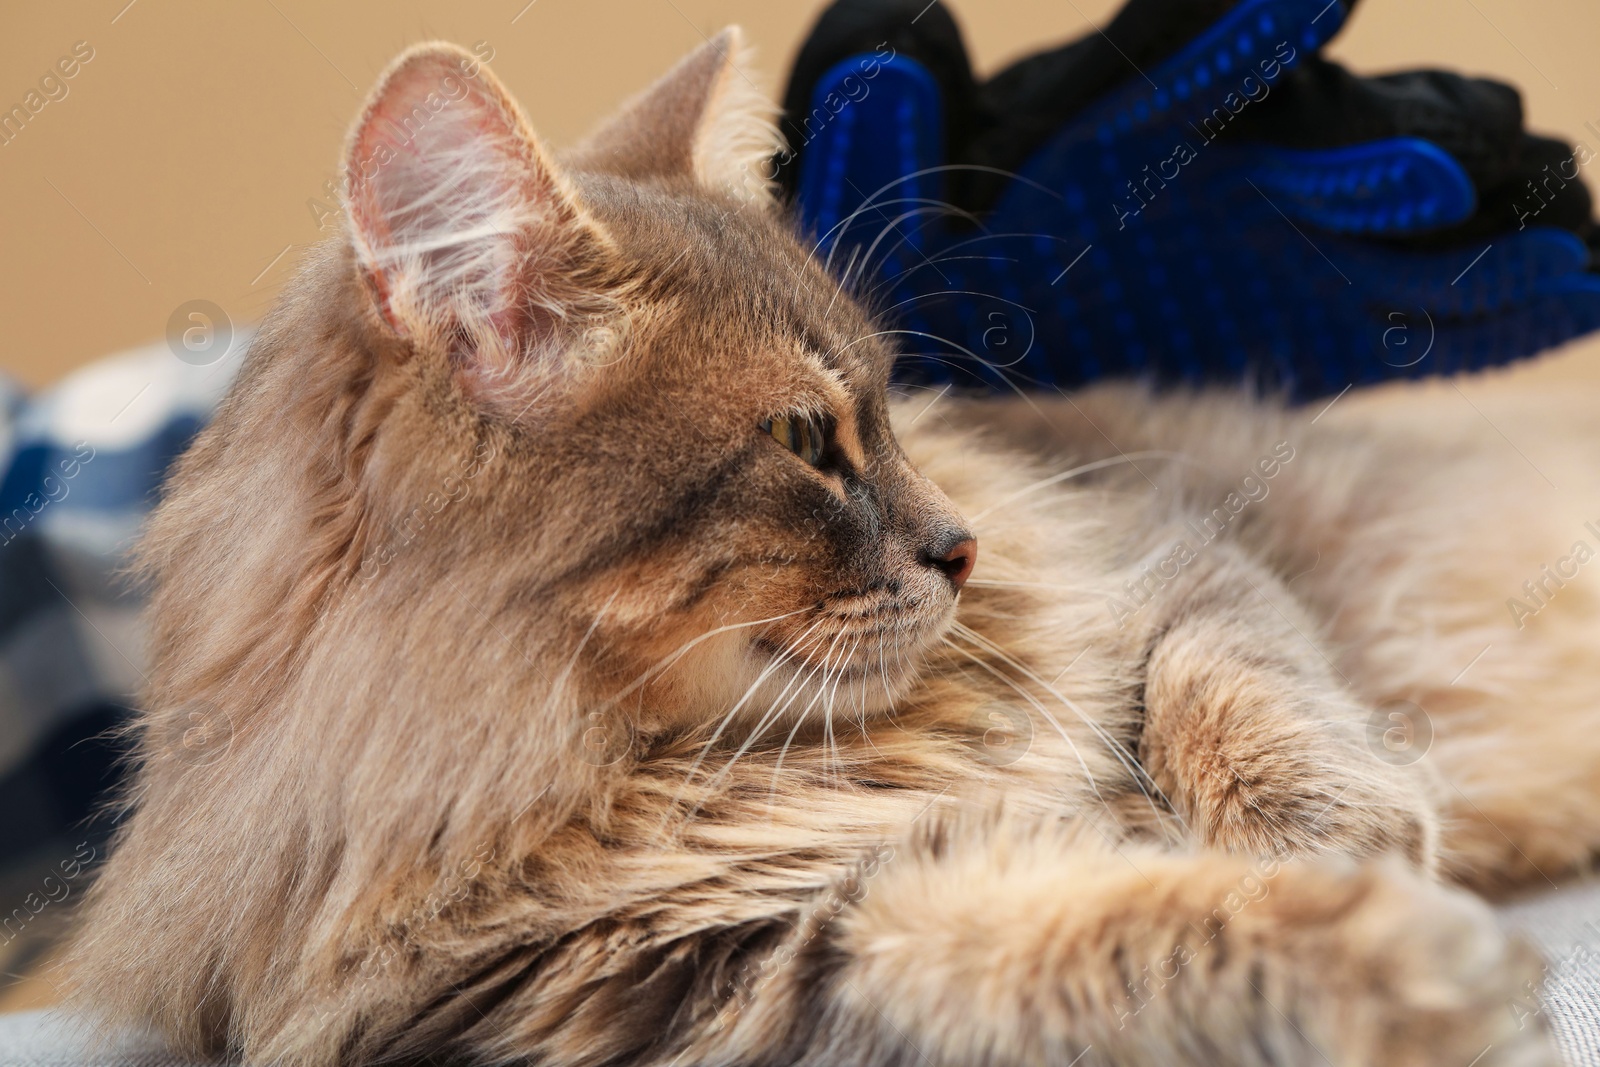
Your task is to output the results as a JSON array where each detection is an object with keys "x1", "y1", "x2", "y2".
[{"x1": 761, "y1": 414, "x2": 827, "y2": 467}]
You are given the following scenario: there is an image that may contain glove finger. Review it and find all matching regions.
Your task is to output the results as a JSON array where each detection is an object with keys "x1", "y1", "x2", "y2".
[
  {"x1": 1340, "y1": 227, "x2": 1591, "y2": 315},
  {"x1": 963, "y1": 0, "x2": 1346, "y2": 212},
  {"x1": 1062, "y1": 0, "x2": 1347, "y2": 159},
  {"x1": 1218, "y1": 130, "x2": 1594, "y2": 244},
  {"x1": 793, "y1": 55, "x2": 951, "y2": 276},
  {"x1": 1398, "y1": 134, "x2": 1596, "y2": 249},
  {"x1": 1028, "y1": 136, "x2": 1579, "y2": 315},
  {"x1": 1234, "y1": 59, "x2": 1524, "y2": 188},
  {"x1": 1411, "y1": 277, "x2": 1600, "y2": 377},
  {"x1": 1245, "y1": 137, "x2": 1477, "y2": 235},
  {"x1": 780, "y1": 0, "x2": 976, "y2": 201},
  {"x1": 1233, "y1": 61, "x2": 1599, "y2": 250},
  {"x1": 1368, "y1": 68, "x2": 1524, "y2": 188},
  {"x1": 978, "y1": 0, "x2": 1249, "y2": 127}
]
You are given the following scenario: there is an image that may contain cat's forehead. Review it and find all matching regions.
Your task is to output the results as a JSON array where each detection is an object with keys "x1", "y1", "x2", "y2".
[{"x1": 584, "y1": 178, "x2": 890, "y2": 377}]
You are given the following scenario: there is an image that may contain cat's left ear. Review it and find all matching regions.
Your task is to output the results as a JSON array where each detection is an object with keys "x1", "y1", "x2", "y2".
[{"x1": 568, "y1": 27, "x2": 782, "y2": 206}]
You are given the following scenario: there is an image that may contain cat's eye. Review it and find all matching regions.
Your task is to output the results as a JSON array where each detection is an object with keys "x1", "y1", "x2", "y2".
[{"x1": 760, "y1": 414, "x2": 828, "y2": 467}]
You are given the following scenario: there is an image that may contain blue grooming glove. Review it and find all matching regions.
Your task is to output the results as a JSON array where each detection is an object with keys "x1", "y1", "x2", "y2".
[{"x1": 780, "y1": 0, "x2": 1600, "y2": 400}]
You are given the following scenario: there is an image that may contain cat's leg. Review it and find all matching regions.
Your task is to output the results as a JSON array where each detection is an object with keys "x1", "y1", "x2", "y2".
[
  {"x1": 1133, "y1": 544, "x2": 1440, "y2": 865},
  {"x1": 721, "y1": 821, "x2": 1554, "y2": 1067}
]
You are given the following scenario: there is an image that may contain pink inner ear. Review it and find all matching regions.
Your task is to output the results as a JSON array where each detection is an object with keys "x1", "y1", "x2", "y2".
[{"x1": 345, "y1": 51, "x2": 550, "y2": 346}]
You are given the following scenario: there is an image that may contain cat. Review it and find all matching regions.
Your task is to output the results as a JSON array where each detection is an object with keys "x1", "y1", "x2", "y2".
[{"x1": 67, "y1": 28, "x2": 1600, "y2": 1067}]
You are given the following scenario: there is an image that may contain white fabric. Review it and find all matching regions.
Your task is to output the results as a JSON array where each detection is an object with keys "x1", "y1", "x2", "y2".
[
  {"x1": 1501, "y1": 878, "x2": 1600, "y2": 1067},
  {"x1": 0, "y1": 1009, "x2": 209, "y2": 1067}
]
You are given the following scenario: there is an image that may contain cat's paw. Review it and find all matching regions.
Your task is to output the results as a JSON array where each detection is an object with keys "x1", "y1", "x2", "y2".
[
  {"x1": 1141, "y1": 668, "x2": 1437, "y2": 866},
  {"x1": 1291, "y1": 867, "x2": 1558, "y2": 1067},
  {"x1": 1181, "y1": 723, "x2": 1433, "y2": 864}
]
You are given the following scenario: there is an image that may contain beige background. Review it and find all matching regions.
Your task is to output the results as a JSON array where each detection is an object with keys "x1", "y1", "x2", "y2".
[{"x1": 1, "y1": 0, "x2": 1599, "y2": 389}]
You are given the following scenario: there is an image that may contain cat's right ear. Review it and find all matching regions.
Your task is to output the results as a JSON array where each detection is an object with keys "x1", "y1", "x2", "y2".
[{"x1": 343, "y1": 43, "x2": 613, "y2": 403}]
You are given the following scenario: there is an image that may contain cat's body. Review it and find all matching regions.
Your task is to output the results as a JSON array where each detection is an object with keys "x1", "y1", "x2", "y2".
[{"x1": 70, "y1": 31, "x2": 1599, "y2": 1067}]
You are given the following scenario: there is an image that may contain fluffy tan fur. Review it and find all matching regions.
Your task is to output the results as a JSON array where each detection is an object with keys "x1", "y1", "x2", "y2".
[{"x1": 67, "y1": 32, "x2": 1599, "y2": 1067}]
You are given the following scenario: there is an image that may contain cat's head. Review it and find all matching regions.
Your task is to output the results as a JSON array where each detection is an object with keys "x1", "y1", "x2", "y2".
[{"x1": 322, "y1": 31, "x2": 975, "y2": 735}]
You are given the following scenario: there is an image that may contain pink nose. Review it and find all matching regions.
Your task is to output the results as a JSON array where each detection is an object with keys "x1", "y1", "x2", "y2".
[{"x1": 931, "y1": 537, "x2": 977, "y2": 593}]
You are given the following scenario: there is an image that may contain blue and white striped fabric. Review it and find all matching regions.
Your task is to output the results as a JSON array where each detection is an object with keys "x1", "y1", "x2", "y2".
[{"x1": 0, "y1": 337, "x2": 242, "y2": 975}]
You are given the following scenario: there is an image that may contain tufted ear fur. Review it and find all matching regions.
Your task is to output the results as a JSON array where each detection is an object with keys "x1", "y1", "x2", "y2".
[
  {"x1": 567, "y1": 26, "x2": 782, "y2": 206},
  {"x1": 343, "y1": 42, "x2": 618, "y2": 405}
]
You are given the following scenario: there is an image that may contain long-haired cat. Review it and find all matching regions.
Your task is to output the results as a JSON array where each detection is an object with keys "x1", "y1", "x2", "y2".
[{"x1": 69, "y1": 30, "x2": 1600, "y2": 1067}]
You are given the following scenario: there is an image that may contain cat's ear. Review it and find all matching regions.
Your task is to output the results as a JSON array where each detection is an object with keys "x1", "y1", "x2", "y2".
[
  {"x1": 568, "y1": 27, "x2": 781, "y2": 206},
  {"x1": 343, "y1": 42, "x2": 614, "y2": 399}
]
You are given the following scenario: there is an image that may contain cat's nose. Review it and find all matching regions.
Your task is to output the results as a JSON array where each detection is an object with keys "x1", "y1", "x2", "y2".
[{"x1": 921, "y1": 532, "x2": 977, "y2": 593}]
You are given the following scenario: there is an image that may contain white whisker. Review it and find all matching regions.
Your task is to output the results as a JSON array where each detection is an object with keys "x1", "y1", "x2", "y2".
[
  {"x1": 969, "y1": 452, "x2": 1187, "y2": 523},
  {"x1": 664, "y1": 614, "x2": 829, "y2": 828},
  {"x1": 602, "y1": 605, "x2": 811, "y2": 713},
  {"x1": 948, "y1": 622, "x2": 1180, "y2": 835}
]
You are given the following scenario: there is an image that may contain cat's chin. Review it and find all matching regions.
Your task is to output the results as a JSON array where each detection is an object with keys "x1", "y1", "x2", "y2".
[{"x1": 729, "y1": 634, "x2": 932, "y2": 724}]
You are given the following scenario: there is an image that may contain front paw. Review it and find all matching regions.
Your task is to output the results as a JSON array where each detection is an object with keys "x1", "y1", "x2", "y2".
[
  {"x1": 1288, "y1": 866, "x2": 1559, "y2": 1067},
  {"x1": 1142, "y1": 666, "x2": 1437, "y2": 866}
]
